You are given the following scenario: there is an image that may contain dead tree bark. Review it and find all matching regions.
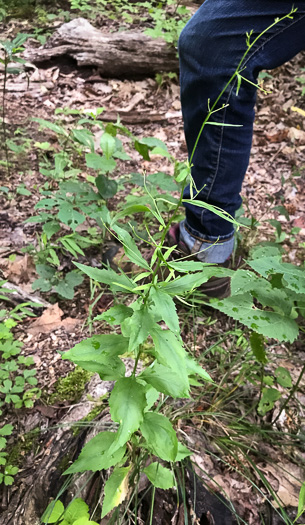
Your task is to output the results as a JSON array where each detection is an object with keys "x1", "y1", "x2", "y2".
[
  {"x1": 25, "y1": 18, "x2": 179, "y2": 77},
  {"x1": 1, "y1": 375, "x2": 113, "y2": 525}
]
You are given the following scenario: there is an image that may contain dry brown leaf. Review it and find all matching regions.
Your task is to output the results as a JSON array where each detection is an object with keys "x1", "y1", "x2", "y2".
[
  {"x1": 209, "y1": 473, "x2": 233, "y2": 500},
  {"x1": 121, "y1": 92, "x2": 145, "y2": 113},
  {"x1": 28, "y1": 303, "x2": 79, "y2": 335},
  {"x1": 5, "y1": 255, "x2": 36, "y2": 284},
  {"x1": 191, "y1": 453, "x2": 215, "y2": 482},
  {"x1": 266, "y1": 129, "x2": 289, "y2": 143},
  {"x1": 288, "y1": 127, "x2": 305, "y2": 144},
  {"x1": 259, "y1": 461, "x2": 304, "y2": 508}
]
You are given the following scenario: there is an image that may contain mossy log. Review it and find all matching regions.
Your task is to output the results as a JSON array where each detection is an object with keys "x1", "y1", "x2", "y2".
[
  {"x1": 25, "y1": 18, "x2": 179, "y2": 77},
  {"x1": 0, "y1": 375, "x2": 113, "y2": 525}
]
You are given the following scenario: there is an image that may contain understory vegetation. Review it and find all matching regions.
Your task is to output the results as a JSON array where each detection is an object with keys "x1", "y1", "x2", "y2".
[{"x1": 1, "y1": 2, "x2": 305, "y2": 525}]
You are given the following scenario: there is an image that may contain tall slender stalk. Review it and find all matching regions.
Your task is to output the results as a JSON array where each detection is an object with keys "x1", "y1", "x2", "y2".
[
  {"x1": 272, "y1": 361, "x2": 305, "y2": 426},
  {"x1": 1, "y1": 50, "x2": 10, "y2": 178}
]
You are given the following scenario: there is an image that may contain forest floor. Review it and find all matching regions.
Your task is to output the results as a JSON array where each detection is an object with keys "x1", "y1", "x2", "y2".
[{"x1": 1, "y1": 6, "x2": 305, "y2": 525}]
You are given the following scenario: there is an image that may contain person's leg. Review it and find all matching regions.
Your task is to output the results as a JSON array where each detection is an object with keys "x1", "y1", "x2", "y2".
[{"x1": 178, "y1": 0, "x2": 305, "y2": 262}]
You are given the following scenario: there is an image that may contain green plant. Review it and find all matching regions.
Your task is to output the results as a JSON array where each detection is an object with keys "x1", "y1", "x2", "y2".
[
  {"x1": 0, "y1": 33, "x2": 30, "y2": 176},
  {"x1": 67, "y1": 0, "x2": 191, "y2": 46},
  {"x1": 0, "y1": 424, "x2": 18, "y2": 486},
  {"x1": 0, "y1": 301, "x2": 40, "y2": 413},
  {"x1": 0, "y1": 285, "x2": 40, "y2": 487},
  {"x1": 155, "y1": 71, "x2": 178, "y2": 90},
  {"x1": 46, "y1": 366, "x2": 94, "y2": 405},
  {"x1": 42, "y1": 498, "x2": 99, "y2": 525},
  {"x1": 296, "y1": 68, "x2": 305, "y2": 96},
  {"x1": 41, "y1": 9, "x2": 305, "y2": 521},
  {"x1": 27, "y1": 109, "x2": 179, "y2": 299},
  {"x1": 32, "y1": 264, "x2": 84, "y2": 300},
  {"x1": 69, "y1": 0, "x2": 92, "y2": 12},
  {"x1": 145, "y1": 0, "x2": 191, "y2": 46}
]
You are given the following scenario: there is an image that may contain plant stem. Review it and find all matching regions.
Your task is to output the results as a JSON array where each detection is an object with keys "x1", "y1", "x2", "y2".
[
  {"x1": 189, "y1": 8, "x2": 297, "y2": 166},
  {"x1": 2, "y1": 53, "x2": 10, "y2": 178},
  {"x1": 257, "y1": 362, "x2": 264, "y2": 407},
  {"x1": 149, "y1": 486, "x2": 155, "y2": 525},
  {"x1": 272, "y1": 361, "x2": 305, "y2": 426},
  {"x1": 149, "y1": 179, "x2": 187, "y2": 283}
]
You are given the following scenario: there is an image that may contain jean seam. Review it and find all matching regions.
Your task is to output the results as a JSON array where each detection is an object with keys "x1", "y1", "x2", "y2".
[
  {"x1": 203, "y1": 10, "x2": 305, "y2": 208},
  {"x1": 184, "y1": 221, "x2": 235, "y2": 242}
]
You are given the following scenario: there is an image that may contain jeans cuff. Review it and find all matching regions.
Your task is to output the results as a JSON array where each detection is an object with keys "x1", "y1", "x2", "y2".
[
  {"x1": 184, "y1": 220, "x2": 235, "y2": 242},
  {"x1": 180, "y1": 220, "x2": 234, "y2": 263}
]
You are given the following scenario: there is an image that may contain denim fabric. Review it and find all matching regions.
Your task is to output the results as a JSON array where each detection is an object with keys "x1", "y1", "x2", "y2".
[
  {"x1": 179, "y1": 220, "x2": 234, "y2": 262},
  {"x1": 179, "y1": 0, "x2": 305, "y2": 242}
]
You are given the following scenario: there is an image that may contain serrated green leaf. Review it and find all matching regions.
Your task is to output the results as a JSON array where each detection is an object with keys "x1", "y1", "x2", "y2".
[
  {"x1": 101, "y1": 466, "x2": 131, "y2": 518},
  {"x1": 41, "y1": 500, "x2": 65, "y2": 524},
  {"x1": 64, "y1": 498, "x2": 89, "y2": 523},
  {"x1": 64, "y1": 432, "x2": 126, "y2": 474},
  {"x1": 140, "y1": 412, "x2": 178, "y2": 461},
  {"x1": 175, "y1": 442, "x2": 192, "y2": 461},
  {"x1": 231, "y1": 270, "x2": 292, "y2": 316},
  {"x1": 73, "y1": 519, "x2": 98, "y2": 525},
  {"x1": 74, "y1": 262, "x2": 136, "y2": 293},
  {"x1": 113, "y1": 150, "x2": 131, "y2": 161},
  {"x1": 144, "y1": 462, "x2": 175, "y2": 490},
  {"x1": 86, "y1": 153, "x2": 116, "y2": 174},
  {"x1": 144, "y1": 384, "x2": 159, "y2": 411},
  {"x1": 250, "y1": 332, "x2": 267, "y2": 364},
  {"x1": 43, "y1": 221, "x2": 61, "y2": 239},
  {"x1": 128, "y1": 307, "x2": 155, "y2": 350},
  {"x1": 36, "y1": 264, "x2": 56, "y2": 279},
  {"x1": 112, "y1": 225, "x2": 151, "y2": 270},
  {"x1": 275, "y1": 366, "x2": 292, "y2": 388},
  {"x1": 185, "y1": 355, "x2": 213, "y2": 382},
  {"x1": 109, "y1": 377, "x2": 147, "y2": 451},
  {"x1": 258, "y1": 388, "x2": 281, "y2": 416},
  {"x1": 73, "y1": 518, "x2": 99, "y2": 525},
  {"x1": 211, "y1": 293, "x2": 298, "y2": 342},
  {"x1": 32, "y1": 277, "x2": 53, "y2": 293},
  {"x1": 111, "y1": 204, "x2": 153, "y2": 223},
  {"x1": 148, "y1": 171, "x2": 178, "y2": 192},
  {"x1": 4, "y1": 475, "x2": 14, "y2": 485},
  {"x1": 140, "y1": 362, "x2": 189, "y2": 398},
  {"x1": 62, "y1": 334, "x2": 128, "y2": 380},
  {"x1": 139, "y1": 137, "x2": 168, "y2": 151},
  {"x1": 150, "y1": 326, "x2": 190, "y2": 394},
  {"x1": 149, "y1": 287, "x2": 179, "y2": 333},
  {"x1": 167, "y1": 260, "x2": 209, "y2": 273},
  {"x1": 134, "y1": 141, "x2": 150, "y2": 161},
  {"x1": 159, "y1": 267, "x2": 232, "y2": 296},
  {"x1": 57, "y1": 203, "x2": 85, "y2": 232},
  {"x1": 248, "y1": 256, "x2": 305, "y2": 295},
  {"x1": 54, "y1": 271, "x2": 84, "y2": 299},
  {"x1": 94, "y1": 304, "x2": 133, "y2": 325}
]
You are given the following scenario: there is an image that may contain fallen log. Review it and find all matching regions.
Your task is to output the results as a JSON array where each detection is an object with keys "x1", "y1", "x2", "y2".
[
  {"x1": 25, "y1": 18, "x2": 179, "y2": 77},
  {"x1": 1, "y1": 374, "x2": 114, "y2": 525}
]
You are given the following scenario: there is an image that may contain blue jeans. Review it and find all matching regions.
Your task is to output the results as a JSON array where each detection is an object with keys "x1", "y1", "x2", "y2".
[{"x1": 179, "y1": 0, "x2": 305, "y2": 248}]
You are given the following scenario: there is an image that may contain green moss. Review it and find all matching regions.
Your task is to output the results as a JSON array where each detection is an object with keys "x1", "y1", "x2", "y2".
[
  {"x1": 8, "y1": 429, "x2": 39, "y2": 467},
  {"x1": 58, "y1": 450, "x2": 75, "y2": 473},
  {"x1": 47, "y1": 367, "x2": 94, "y2": 405}
]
